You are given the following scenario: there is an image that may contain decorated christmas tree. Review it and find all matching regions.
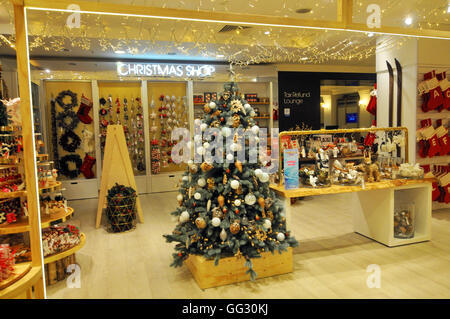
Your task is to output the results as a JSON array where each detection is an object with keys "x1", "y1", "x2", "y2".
[{"x1": 164, "y1": 82, "x2": 298, "y2": 280}]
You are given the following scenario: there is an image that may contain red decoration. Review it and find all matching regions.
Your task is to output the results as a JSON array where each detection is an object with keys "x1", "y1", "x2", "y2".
[{"x1": 235, "y1": 209, "x2": 239, "y2": 214}]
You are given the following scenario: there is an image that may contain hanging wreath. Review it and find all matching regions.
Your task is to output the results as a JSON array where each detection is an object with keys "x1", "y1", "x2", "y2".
[
  {"x1": 56, "y1": 109, "x2": 80, "y2": 131},
  {"x1": 55, "y1": 90, "x2": 78, "y2": 110},
  {"x1": 59, "y1": 130, "x2": 81, "y2": 152},
  {"x1": 59, "y1": 154, "x2": 82, "y2": 178}
]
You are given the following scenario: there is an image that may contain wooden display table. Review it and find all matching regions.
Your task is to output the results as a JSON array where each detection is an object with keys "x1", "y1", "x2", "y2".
[{"x1": 270, "y1": 179, "x2": 432, "y2": 247}]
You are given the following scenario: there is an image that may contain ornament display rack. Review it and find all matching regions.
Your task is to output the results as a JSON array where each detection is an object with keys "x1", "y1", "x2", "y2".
[
  {"x1": 415, "y1": 66, "x2": 450, "y2": 210},
  {"x1": 271, "y1": 127, "x2": 432, "y2": 247}
]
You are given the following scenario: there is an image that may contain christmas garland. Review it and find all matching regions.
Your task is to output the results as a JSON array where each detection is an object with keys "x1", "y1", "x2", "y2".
[
  {"x1": 59, "y1": 130, "x2": 81, "y2": 153},
  {"x1": 55, "y1": 90, "x2": 78, "y2": 110},
  {"x1": 56, "y1": 109, "x2": 80, "y2": 131},
  {"x1": 59, "y1": 154, "x2": 82, "y2": 178}
]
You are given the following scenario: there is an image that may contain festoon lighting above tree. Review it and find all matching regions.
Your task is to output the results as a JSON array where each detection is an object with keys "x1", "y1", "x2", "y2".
[{"x1": 164, "y1": 82, "x2": 298, "y2": 279}]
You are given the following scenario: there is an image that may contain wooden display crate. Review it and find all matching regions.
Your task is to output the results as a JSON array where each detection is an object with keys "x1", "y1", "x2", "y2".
[
  {"x1": 44, "y1": 254, "x2": 76, "y2": 285},
  {"x1": 185, "y1": 247, "x2": 293, "y2": 289}
]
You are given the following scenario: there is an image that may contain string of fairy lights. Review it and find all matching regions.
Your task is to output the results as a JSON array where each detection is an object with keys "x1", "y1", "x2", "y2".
[{"x1": 0, "y1": 0, "x2": 448, "y2": 67}]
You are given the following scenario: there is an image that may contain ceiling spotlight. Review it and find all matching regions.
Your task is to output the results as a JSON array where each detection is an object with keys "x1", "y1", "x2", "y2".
[
  {"x1": 264, "y1": 31, "x2": 270, "y2": 35},
  {"x1": 404, "y1": 16, "x2": 413, "y2": 25},
  {"x1": 216, "y1": 54, "x2": 225, "y2": 58},
  {"x1": 367, "y1": 32, "x2": 374, "y2": 37},
  {"x1": 296, "y1": 8, "x2": 312, "y2": 14},
  {"x1": 447, "y1": 4, "x2": 450, "y2": 13},
  {"x1": 301, "y1": 57, "x2": 309, "y2": 61},
  {"x1": 45, "y1": 69, "x2": 50, "y2": 73},
  {"x1": 114, "y1": 50, "x2": 125, "y2": 54}
]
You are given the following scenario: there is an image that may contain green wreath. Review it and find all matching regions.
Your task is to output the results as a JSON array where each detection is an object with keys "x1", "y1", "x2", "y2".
[
  {"x1": 59, "y1": 154, "x2": 82, "y2": 179},
  {"x1": 56, "y1": 109, "x2": 80, "y2": 131},
  {"x1": 56, "y1": 90, "x2": 78, "y2": 110},
  {"x1": 59, "y1": 130, "x2": 81, "y2": 152}
]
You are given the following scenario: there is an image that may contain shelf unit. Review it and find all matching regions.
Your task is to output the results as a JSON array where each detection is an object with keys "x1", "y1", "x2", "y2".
[
  {"x1": 39, "y1": 79, "x2": 273, "y2": 198},
  {"x1": 44, "y1": 232, "x2": 86, "y2": 264}
]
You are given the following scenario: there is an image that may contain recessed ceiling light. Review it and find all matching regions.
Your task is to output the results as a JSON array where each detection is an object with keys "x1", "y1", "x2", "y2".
[
  {"x1": 264, "y1": 31, "x2": 270, "y2": 35},
  {"x1": 301, "y1": 57, "x2": 308, "y2": 61},
  {"x1": 114, "y1": 50, "x2": 125, "y2": 54},
  {"x1": 45, "y1": 69, "x2": 50, "y2": 73},
  {"x1": 296, "y1": 8, "x2": 312, "y2": 14},
  {"x1": 404, "y1": 16, "x2": 413, "y2": 25},
  {"x1": 367, "y1": 32, "x2": 374, "y2": 37},
  {"x1": 216, "y1": 54, "x2": 225, "y2": 58}
]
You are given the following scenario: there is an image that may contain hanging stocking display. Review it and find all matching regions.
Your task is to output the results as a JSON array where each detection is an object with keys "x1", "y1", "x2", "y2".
[
  {"x1": 439, "y1": 75, "x2": 450, "y2": 110},
  {"x1": 440, "y1": 172, "x2": 450, "y2": 204},
  {"x1": 417, "y1": 119, "x2": 431, "y2": 158},
  {"x1": 80, "y1": 154, "x2": 96, "y2": 179},
  {"x1": 421, "y1": 124, "x2": 440, "y2": 158},
  {"x1": 366, "y1": 83, "x2": 377, "y2": 116},
  {"x1": 77, "y1": 94, "x2": 93, "y2": 124}
]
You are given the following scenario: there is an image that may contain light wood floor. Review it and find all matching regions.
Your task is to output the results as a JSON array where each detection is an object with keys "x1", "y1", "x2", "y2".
[{"x1": 46, "y1": 192, "x2": 450, "y2": 299}]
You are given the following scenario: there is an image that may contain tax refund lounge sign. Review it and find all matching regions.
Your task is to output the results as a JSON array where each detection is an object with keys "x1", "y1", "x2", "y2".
[{"x1": 278, "y1": 71, "x2": 321, "y2": 131}]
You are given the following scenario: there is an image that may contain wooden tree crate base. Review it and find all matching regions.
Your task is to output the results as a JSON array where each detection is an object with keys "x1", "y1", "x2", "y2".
[
  {"x1": 184, "y1": 247, "x2": 293, "y2": 289},
  {"x1": 44, "y1": 254, "x2": 76, "y2": 286}
]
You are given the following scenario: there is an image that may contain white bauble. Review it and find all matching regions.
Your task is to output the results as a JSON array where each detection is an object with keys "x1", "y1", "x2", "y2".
[
  {"x1": 200, "y1": 123, "x2": 208, "y2": 132},
  {"x1": 209, "y1": 102, "x2": 216, "y2": 109},
  {"x1": 182, "y1": 176, "x2": 189, "y2": 182},
  {"x1": 203, "y1": 142, "x2": 210, "y2": 149},
  {"x1": 244, "y1": 103, "x2": 251, "y2": 110},
  {"x1": 196, "y1": 146, "x2": 204, "y2": 155},
  {"x1": 244, "y1": 193, "x2": 256, "y2": 205},
  {"x1": 259, "y1": 172, "x2": 270, "y2": 183},
  {"x1": 194, "y1": 192, "x2": 202, "y2": 200},
  {"x1": 263, "y1": 219, "x2": 272, "y2": 229},
  {"x1": 220, "y1": 228, "x2": 227, "y2": 241},
  {"x1": 226, "y1": 153, "x2": 234, "y2": 161},
  {"x1": 277, "y1": 233, "x2": 286, "y2": 241},
  {"x1": 230, "y1": 143, "x2": 239, "y2": 152},
  {"x1": 251, "y1": 125, "x2": 259, "y2": 135},
  {"x1": 250, "y1": 111, "x2": 256, "y2": 117},
  {"x1": 176, "y1": 193, "x2": 183, "y2": 202},
  {"x1": 197, "y1": 178, "x2": 206, "y2": 187},
  {"x1": 180, "y1": 211, "x2": 190, "y2": 223},
  {"x1": 222, "y1": 127, "x2": 232, "y2": 137},
  {"x1": 187, "y1": 160, "x2": 193, "y2": 166},
  {"x1": 230, "y1": 180, "x2": 240, "y2": 190},
  {"x1": 194, "y1": 118, "x2": 202, "y2": 126},
  {"x1": 194, "y1": 134, "x2": 202, "y2": 142},
  {"x1": 234, "y1": 199, "x2": 241, "y2": 206},
  {"x1": 211, "y1": 217, "x2": 221, "y2": 227},
  {"x1": 254, "y1": 169, "x2": 263, "y2": 178}
]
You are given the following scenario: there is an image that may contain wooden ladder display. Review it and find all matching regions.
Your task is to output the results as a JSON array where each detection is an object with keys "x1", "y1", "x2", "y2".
[{"x1": 96, "y1": 125, "x2": 144, "y2": 228}]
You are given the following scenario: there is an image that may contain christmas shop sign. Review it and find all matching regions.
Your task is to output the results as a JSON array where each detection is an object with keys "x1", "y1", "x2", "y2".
[{"x1": 117, "y1": 62, "x2": 216, "y2": 78}]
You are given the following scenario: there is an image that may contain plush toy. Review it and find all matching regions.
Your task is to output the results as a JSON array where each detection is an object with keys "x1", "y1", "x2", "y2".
[{"x1": 356, "y1": 152, "x2": 381, "y2": 183}]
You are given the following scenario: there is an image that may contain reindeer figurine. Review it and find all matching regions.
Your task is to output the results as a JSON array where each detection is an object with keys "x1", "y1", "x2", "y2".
[{"x1": 356, "y1": 151, "x2": 381, "y2": 183}]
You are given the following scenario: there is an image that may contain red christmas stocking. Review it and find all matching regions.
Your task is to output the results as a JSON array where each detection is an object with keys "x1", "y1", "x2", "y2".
[
  {"x1": 440, "y1": 77, "x2": 450, "y2": 110},
  {"x1": 417, "y1": 119, "x2": 431, "y2": 158},
  {"x1": 419, "y1": 72, "x2": 433, "y2": 112},
  {"x1": 425, "y1": 126, "x2": 440, "y2": 157},
  {"x1": 77, "y1": 94, "x2": 93, "y2": 124},
  {"x1": 366, "y1": 84, "x2": 377, "y2": 116},
  {"x1": 436, "y1": 125, "x2": 450, "y2": 156},
  {"x1": 427, "y1": 75, "x2": 444, "y2": 111},
  {"x1": 80, "y1": 154, "x2": 96, "y2": 179},
  {"x1": 440, "y1": 173, "x2": 450, "y2": 204}
]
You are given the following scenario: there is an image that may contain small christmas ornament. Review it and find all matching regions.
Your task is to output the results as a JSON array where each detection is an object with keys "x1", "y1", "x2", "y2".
[
  {"x1": 211, "y1": 217, "x2": 221, "y2": 227},
  {"x1": 254, "y1": 169, "x2": 263, "y2": 178},
  {"x1": 234, "y1": 199, "x2": 241, "y2": 206},
  {"x1": 263, "y1": 219, "x2": 272, "y2": 230},
  {"x1": 204, "y1": 105, "x2": 211, "y2": 114},
  {"x1": 258, "y1": 197, "x2": 266, "y2": 216},
  {"x1": 277, "y1": 233, "x2": 286, "y2": 241},
  {"x1": 230, "y1": 179, "x2": 240, "y2": 190},
  {"x1": 212, "y1": 207, "x2": 223, "y2": 219},
  {"x1": 220, "y1": 228, "x2": 227, "y2": 241},
  {"x1": 235, "y1": 160, "x2": 243, "y2": 173},
  {"x1": 207, "y1": 199, "x2": 211, "y2": 211},
  {"x1": 265, "y1": 197, "x2": 274, "y2": 208},
  {"x1": 194, "y1": 192, "x2": 202, "y2": 200},
  {"x1": 189, "y1": 164, "x2": 198, "y2": 174},
  {"x1": 230, "y1": 220, "x2": 240, "y2": 234},
  {"x1": 218, "y1": 195, "x2": 225, "y2": 207},
  {"x1": 236, "y1": 185, "x2": 243, "y2": 195},
  {"x1": 223, "y1": 173, "x2": 228, "y2": 185},
  {"x1": 180, "y1": 211, "x2": 189, "y2": 223},
  {"x1": 242, "y1": 216, "x2": 249, "y2": 225},
  {"x1": 207, "y1": 178, "x2": 215, "y2": 190},
  {"x1": 177, "y1": 193, "x2": 183, "y2": 205},
  {"x1": 188, "y1": 186, "x2": 194, "y2": 199},
  {"x1": 197, "y1": 178, "x2": 206, "y2": 187},
  {"x1": 232, "y1": 114, "x2": 240, "y2": 128},
  {"x1": 200, "y1": 162, "x2": 213, "y2": 172},
  {"x1": 259, "y1": 172, "x2": 270, "y2": 183},
  {"x1": 209, "y1": 102, "x2": 216, "y2": 109},
  {"x1": 226, "y1": 153, "x2": 234, "y2": 161},
  {"x1": 245, "y1": 193, "x2": 256, "y2": 205},
  {"x1": 195, "y1": 217, "x2": 206, "y2": 229}
]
